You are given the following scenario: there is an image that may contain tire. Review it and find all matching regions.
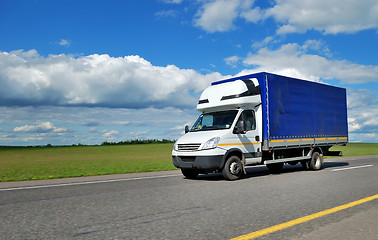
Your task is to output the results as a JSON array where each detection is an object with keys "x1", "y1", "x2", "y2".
[
  {"x1": 222, "y1": 155, "x2": 243, "y2": 180},
  {"x1": 266, "y1": 162, "x2": 284, "y2": 173},
  {"x1": 181, "y1": 169, "x2": 199, "y2": 179},
  {"x1": 301, "y1": 160, "x2": 310, "y2": 170},
  {"x1": 309, "y1": 152, "x2": 323, "y2": 170}
]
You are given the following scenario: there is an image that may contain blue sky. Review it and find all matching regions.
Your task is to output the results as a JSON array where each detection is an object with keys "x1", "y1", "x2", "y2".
[{"x1": 0, "y1": 0, "x2": 377, "y2": 145}]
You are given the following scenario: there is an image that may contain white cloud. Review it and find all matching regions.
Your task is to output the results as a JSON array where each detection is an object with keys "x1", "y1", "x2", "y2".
[
  {"x1": 243, "y1": 42, "x2": 378, "y2": 84},
  {"x1": 103, "y1": 130, "x2": 120, "y2": 138},
  {"x1": 58, "y1": 39, "x2": 71, "y2": 47},
  {"x1": 155, "y1": 10, "x2": 178, "y2": 18},
  {"x1": 170, "y1": 125, "x2": 187, "y2": 131},
  {"x1": 170, "y1": 123, "x2": 193, "y2": 135},
  {"x1": 225, "y1": 55, "x2": 241, "y2": 67},
  {"x1": 240, "y1": 4, "x2": 262, "y2": 23},
  {"x1": 193, "y1": 0, "x2": 378, "y2": 35},
  {"x1": 112, "y1": 121, "x2": 130, "y2": 126},
  {"x1": 251, "y1": 36, "x2": 274, "y2": 49},
  {"x1": 2, "y1": 44, "x2": 378, "y2": 145},
  {"x1": 162, "y1": 0, "x2": 183, "y2": 3},
  {"x1": 194, "y1": 0, "x2": 262, "y2": 32},
  {"x1": 265, "y1": 0, "x2": 378, "y2": 34},
  {"x1": 348, "y1": 118, "x2": 361, "y2": 132},
  {"x1": 20, "y1": 137, "x2": 44, "y2": 142},
  {"x1": 302, "y1": 39, "x2": 330, "y2": 55},
  {"x1": 130, "y1": 130, "x2": 150, "y2": 139},
  {"x1": 14, "y1": 121, "x2": 67, "y2": 133},
  {"x1": 346, "y1": 88, "x2": 378, "y2": 140},
  {"x1": 0, "y1": 50, "x2": 225, "y2": 109},
  {"x1": 0, "y1": 106, "x2": 200, "y2": 145},
  {"x1": 349, "y1": 133, "x2": 378, "y2": 143},
  {"x1": 194, "y1": 0, "x2": 240, "y2": 32}
]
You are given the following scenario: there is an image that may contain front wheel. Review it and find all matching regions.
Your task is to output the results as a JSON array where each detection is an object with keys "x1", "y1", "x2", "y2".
[{"x1": 222, "y1": 155, "x2": 243, "y2": 180}]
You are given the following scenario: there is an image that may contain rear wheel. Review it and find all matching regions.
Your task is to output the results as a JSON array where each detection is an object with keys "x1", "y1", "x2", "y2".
[
  {"x1": 181, "y1": 169, "x2": 199, "y2": 179},
  {"x1": 309, "y1": 152, "x2": 323, "y2": 170},
  {"x1": 222, "y1": 155, "x2": 243, "y2": 180},
  {"x1": 266, "y1": 162, "x2": 284, "y2": 173}
]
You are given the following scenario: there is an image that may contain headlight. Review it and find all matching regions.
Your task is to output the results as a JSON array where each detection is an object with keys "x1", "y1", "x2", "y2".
[
  {"x1": 173, "y1": 142, "x2": 179, "y2": 151},
  {"x1": 202, "y1": 137, "x2": 220, "y2": 150}
]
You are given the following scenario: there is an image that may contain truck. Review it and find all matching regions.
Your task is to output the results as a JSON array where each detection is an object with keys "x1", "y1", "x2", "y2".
[{"x1": 172, "y1": 72, "x2": 348, "y2": 180}]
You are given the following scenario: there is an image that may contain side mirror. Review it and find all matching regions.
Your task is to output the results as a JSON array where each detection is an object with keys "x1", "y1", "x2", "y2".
[
  {"x1": 234, "y1": 121, "x2": 246, "y2": 134},
  {"x1": 185, "y1": 125, "x2": 190, "y2": 134}
]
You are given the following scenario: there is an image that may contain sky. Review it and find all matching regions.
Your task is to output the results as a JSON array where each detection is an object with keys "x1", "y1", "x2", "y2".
[{"x1": 0, "y1": 0, "x2": 377, "y2": 146}]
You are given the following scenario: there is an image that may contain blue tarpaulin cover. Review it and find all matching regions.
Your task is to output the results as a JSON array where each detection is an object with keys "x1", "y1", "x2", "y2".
[{"x1": 212, "y1": 72, "x2": 348, "y2": 141}]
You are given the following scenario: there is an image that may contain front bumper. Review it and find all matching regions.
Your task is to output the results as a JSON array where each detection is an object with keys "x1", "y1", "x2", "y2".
[{"x1": 172, "y1": 155, "x2": 224, "y2": 171}]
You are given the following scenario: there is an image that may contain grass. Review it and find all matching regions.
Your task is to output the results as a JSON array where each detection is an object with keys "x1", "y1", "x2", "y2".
[
  {"x1": 0, "y1": 144, "x2": 176, "y2": 182},
  {"x1": 329, "y1": 143, "x2": 378, "y2": 157},
  {"x1": 0, "y1": 143, "x2": 377, "y2": 182}
]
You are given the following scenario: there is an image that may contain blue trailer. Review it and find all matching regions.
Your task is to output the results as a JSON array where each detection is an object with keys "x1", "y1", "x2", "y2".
[{"x1": 173, "y1": 72, "x2": 348, "y2": 180}]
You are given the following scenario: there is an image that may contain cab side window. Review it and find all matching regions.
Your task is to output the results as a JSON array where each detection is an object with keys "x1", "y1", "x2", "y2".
[{"x1": 237, "y1": 110, "x2": 256, "y2": 131}]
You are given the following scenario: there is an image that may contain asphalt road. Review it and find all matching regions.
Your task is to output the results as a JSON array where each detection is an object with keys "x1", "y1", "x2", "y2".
[{"x1": 1, "y1": 156, "x2": 377, "y2": 240}]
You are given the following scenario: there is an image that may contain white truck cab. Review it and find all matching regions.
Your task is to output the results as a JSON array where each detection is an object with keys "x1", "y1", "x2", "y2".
[{"x1": 172, "y1": 78, "x2": 263, "y2": 180}]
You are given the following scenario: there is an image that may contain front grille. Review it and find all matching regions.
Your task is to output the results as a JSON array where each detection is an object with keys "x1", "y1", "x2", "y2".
[
  {"x1": 177, "y1": 144, "x2": 201, "y2": 151},
  {"x1": 180, "y1": 156, "x2": 196, "y2": 162}
]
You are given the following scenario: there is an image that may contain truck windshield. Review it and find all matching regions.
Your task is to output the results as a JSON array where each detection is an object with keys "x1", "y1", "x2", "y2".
[{"x1": 191, "y1": 110, "x2": 238, "y2": 131}]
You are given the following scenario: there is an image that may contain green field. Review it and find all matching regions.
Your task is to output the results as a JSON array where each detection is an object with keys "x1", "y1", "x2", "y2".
[
  {"x1": 0, "y1": 144, "x2": 176, "y2": 182},
  {"x1": 328, "y1": 143, "x2": 378, "y2": 157},
  {"x1": 0, "y1": 143, "x2": 377, "y2": 182}
]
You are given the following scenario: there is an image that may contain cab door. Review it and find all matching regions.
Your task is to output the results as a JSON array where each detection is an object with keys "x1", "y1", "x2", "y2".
[{"x1": 235, "y1": 110, "x2": 262, "y2": 165}]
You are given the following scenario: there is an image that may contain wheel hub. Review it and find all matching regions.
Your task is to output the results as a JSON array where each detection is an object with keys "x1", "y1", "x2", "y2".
[
  {"x1": 315, "y1": 156, "x2": 321, "y2": 168},
  {"x1": 230, "y1": 162, "x2": 241, "y2": 175}
]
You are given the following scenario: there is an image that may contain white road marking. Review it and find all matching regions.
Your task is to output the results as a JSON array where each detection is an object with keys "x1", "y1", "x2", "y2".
[
  {"x1": 0, "y1": 174, "x2": 182, "y2": 192},
  {"x1": 331, "y1": 165, "x2": 373, "y2": 172}
]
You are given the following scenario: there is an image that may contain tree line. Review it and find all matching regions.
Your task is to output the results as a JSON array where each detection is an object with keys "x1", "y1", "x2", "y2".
[
  {"x1": 101, "y1": 139, "x2": 175, "y2": 146},
  {"x1": 1, "y1": 139, "x2": 175, "y2": 148}
]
